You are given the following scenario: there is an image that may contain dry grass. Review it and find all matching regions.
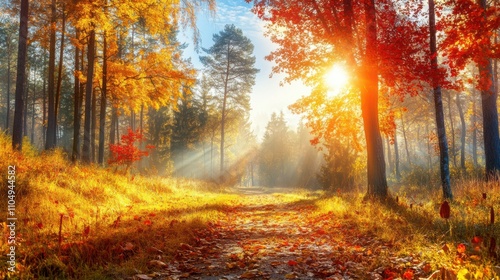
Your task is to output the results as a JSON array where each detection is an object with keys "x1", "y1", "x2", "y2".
[
  {"x1": 0, "y1": 135, "x2": 242, "y2": 279},
  {"x1": 0, "y1": 133, "x2": 498, "y2": 279},
  {"x1": 311, "y1": 182, "x2": 500, "y2": 278}
]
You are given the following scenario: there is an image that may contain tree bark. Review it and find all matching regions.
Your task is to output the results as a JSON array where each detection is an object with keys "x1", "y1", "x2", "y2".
[
  {"x1": 456, "y1": 94, "x2": 466, "y2": 172},
  {"x1": 472, "y1": 91, "x2": 478, "y2": 167},
  {"x1": 5, "y1": 32, "x2": 12, "y2": 132},
  {"x1": 394, "y1": 129, "x2": 401, "y2": 182},
  {"x1": 45, "y1": 0, "x2": 57, "y2": 150},
  {"x1": 386, "y1": 137, "x2": 393, "y2": 174},
  {"x1": 479, "y1": 0, "x2": 500, "y2": 180},
  {"x1": 30, "y1": 66, "x2": 36, "y2": 143},
  {"x1": 55, "y1": 4, "x2": 66, "y2": 130},
  {"x1": 362, "y1": 0, "x2": 388, "y2": 198},
  {"x1": 220, "y1": 41, "x2": 231, "y2": 176},
  {"x1": 400, "y1": 113, "x2": 411, "y2": 166},
  {"x1": 110, "y1": 105, "x2": 117, "y2": 144},
  {"x1": 91, "y1": 76, "x2": 97, "y2": 162},
  {"x1": 23, "y1": 69, "x2": 28, "y2": 137},
  {"x1": 429, "y1": 0, "x2": 452, "y2": 199},
  {"x1": 72, "y1": 31, "x2": 81, "y2": 162},
  {"x1": 82, "y1": 30, "x2": 96, "y2": 163},
  {"x1": 12, "y1": 0, "x2": 29, "y2": 150},
  {"x1": 98, "y1": 32, "x2": 107, "y2": 165},
  {"x1": 447, "y1": 91, "x2": 456, "y2": 167},
  {"x1": 42, "y1": 52, "x2": 47, "y2": 147}
]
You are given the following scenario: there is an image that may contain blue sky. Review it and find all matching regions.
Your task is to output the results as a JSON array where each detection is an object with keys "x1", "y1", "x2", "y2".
[{"x1": 179, "y1": 0, "x2": 309, "y2": 140}]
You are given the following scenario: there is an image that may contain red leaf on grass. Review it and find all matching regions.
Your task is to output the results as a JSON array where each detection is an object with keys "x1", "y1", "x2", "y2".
[
  {"x1": 83, "y1": 225, "x2": 90, "y2": 237},
  {"x1": 402, "y1": 269, "x2": 414, "y2": 280},
  {"x1": 440, "y1": 201, "x2": 450, "y2": 219},
  {"x1": 457, "y1": 243, "x2": 466, "y2": 253},
  {"x1": 472, "y1": 236, "x2": 483, "y2": 244},
  {"x1": 287, "y1": 260, "x2": 298, "y2": 266}
]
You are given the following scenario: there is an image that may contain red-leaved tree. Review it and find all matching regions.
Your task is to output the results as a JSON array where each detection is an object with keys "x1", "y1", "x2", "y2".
[{"x1": 108, "y1": 128, "x2": 154, "y2": 172}]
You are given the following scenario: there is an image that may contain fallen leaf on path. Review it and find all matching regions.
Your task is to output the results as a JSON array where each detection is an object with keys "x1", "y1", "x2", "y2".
[
  {"x1": 180, "y1": 243, "x2": 193, "y2": 251},
  {"x1": 239, "y1": 269, "x2": 259, "y2": 279},
  {"x1": 148, "y1": 260, "x2": 167, "y2": 268}
]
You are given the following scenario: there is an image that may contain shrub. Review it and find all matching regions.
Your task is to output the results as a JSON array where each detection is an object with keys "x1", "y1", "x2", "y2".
[{"x1": 108, "y1": 128, "x2": 154, "y2": 172}]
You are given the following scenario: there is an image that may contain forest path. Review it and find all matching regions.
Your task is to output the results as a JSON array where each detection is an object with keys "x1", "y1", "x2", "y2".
[{"x1": 154, "y1": 190, "x2": 428, "y2": 280}]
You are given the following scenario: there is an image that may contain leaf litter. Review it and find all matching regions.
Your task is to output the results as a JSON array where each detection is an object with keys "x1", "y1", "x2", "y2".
[{"x1": 135, "y1": 193, "x2": 448, "y2": 280}]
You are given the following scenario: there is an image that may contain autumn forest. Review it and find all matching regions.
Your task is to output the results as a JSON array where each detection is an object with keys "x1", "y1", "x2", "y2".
[{"x1": 1, "y1": 0, "x2": 500, "y2": 279}]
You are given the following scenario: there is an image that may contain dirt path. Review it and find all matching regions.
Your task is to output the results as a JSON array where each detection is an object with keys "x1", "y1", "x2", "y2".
[{"x1": 149, "y1": 190, "x2": 428, "y2": 280}]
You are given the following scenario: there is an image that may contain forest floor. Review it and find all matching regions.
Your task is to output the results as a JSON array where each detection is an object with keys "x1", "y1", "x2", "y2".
[
  {"x1": 1, "y1": 136, "x2": 499, "y2": 279},
  {"x1": 155, "y1": 188, "x2": 418, "y2": 280},
  {"x1": 135, "y1": 187, "x2": 498, "y2": 280}
]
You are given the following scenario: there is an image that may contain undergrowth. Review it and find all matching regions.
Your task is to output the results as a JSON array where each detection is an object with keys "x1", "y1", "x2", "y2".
[
  {"x1": 313, "y1": 182, "x2": 500, "y2": 278},
  {"x1": 0, "y1": 133, "x2": 498, "y2": 279},
  {"x1": 0, "y1": 135, "x2": 240, "y2": 279}
]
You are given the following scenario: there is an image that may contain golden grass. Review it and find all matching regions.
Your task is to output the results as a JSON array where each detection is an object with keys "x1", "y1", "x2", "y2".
[
  {"x1": 0, "y1": 133, "x2": 498, "y2": 279},
  {"x1": 0, "y1": 135, "x2": 243, "y2": 279},
  {"x1": 311, "y1": 182, "x2": 500, "y2": 278}
]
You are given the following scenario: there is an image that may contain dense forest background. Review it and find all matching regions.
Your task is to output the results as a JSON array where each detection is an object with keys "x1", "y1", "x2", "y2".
[{"x1": 1, "y1": 0, "x2": 499, "y2": 193}]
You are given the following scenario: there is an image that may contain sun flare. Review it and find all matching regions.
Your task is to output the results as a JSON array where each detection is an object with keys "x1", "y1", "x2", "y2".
[{"x1": 324, "y1": 64, "x2": 349, "y2": 96}]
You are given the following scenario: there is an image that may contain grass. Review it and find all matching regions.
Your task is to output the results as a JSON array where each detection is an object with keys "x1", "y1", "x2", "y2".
[
  {"x1": 0, "y1": 135, "x2": 242, "y2": 279},
  {"x1": 0, "y1": 133, "x2": 499, "y2": 279},
  {"x1": 311, "y1": 183, "x2": 500, "y2": 278}
]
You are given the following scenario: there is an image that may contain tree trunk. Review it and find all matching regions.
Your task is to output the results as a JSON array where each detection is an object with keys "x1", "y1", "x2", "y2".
[
  {"x1": 130, "y1": 111, "x2": 135, "y2": 130},
  {"x1": 91, "y1": 77, "x2": 97, "y2": 162},
  {"x1": 478, "y1": 0, "x2": 500, "y2": 180},
  {"x1": 72, "y1": 31, "x2": 81, "y2": 162},
  {"x1": 45, "y1": 0, "x2": 57, "y2": 150},
  {"x1": 12, "y1": 0, "x2": 29, "y2": 150},
  {"x1": 5, "y1": 34, "x2": 12, "y2": 132},
  {"x1": 211, "y1": 133, "x2": 214, "y2": 178},
  {"x1": 42, "y1": 52, "x2": 47, "y2": 147},
  {"x1": 426, "y1": 123, "x2": 432, "y2": 173},
  {"x1": 429, "y1": 0, "x2": 452, "y2": 199},
  {"x1": 30, "y1": 66, "x2": 36, "y2": 143},
  {"x1": 220, "y1": 92, "x2": 227, "y2": 176},
  {"x1": 472, "y1": 91, "x2": 478, "y2": 167},
  {"x1": 82, "y1": 30, "x2": 96, "y2": 163},
  {"x1": 456, "y1": 93, "x2": 466, "y2": 172},
  {"x1": 23, "y1": 70, "x2": 28, "y2": 137},
  {"x1": 110, "y1": 29, "x2": 123, "y2": 146},
  {"x1": 110, "y1": 105, "x2": 117, "y2": 144},
  {"x1": 386, "y1": 137, "x2": 393, "y2": 174},
  {"x1": 447, "y1": 91, "x2": 456, "y2": 167},
  {"x1": 98, "y1": 32, "x2": 107, "y2": 165},
  {"x1": 362, "y1": 0, "x2": 388, "y2": 198},
  {"x1": 220, "y1": 42, "x2": 231, "y2": 176},
  {"x1": 55, "y1": 4, "x2": 66, "y2": 129},
  {"x1": 479, "y1": 61, "x2": 500, "y2": 179},
  {"x1": 394, "y1": 129, "x2": 401, "y2": 182},
  {"x1": 401, "y1": 114, "x2": 411, "y2": 166}
]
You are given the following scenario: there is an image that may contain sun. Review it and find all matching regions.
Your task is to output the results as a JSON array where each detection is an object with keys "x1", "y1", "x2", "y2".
[{"x1": 324, "y1": 63, "x2": 349, "y2": 96}]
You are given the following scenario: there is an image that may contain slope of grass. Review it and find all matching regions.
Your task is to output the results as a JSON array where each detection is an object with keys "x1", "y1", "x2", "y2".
[
  {"x1": 312, "y1": 183, "x2": 500, "y2": 278},
  {"x1": 0, "y1": 135, "x2": 243, "y2": 279},
  {"x1": 0, "y1": 133, "x2": 498, "y2": 279}
]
